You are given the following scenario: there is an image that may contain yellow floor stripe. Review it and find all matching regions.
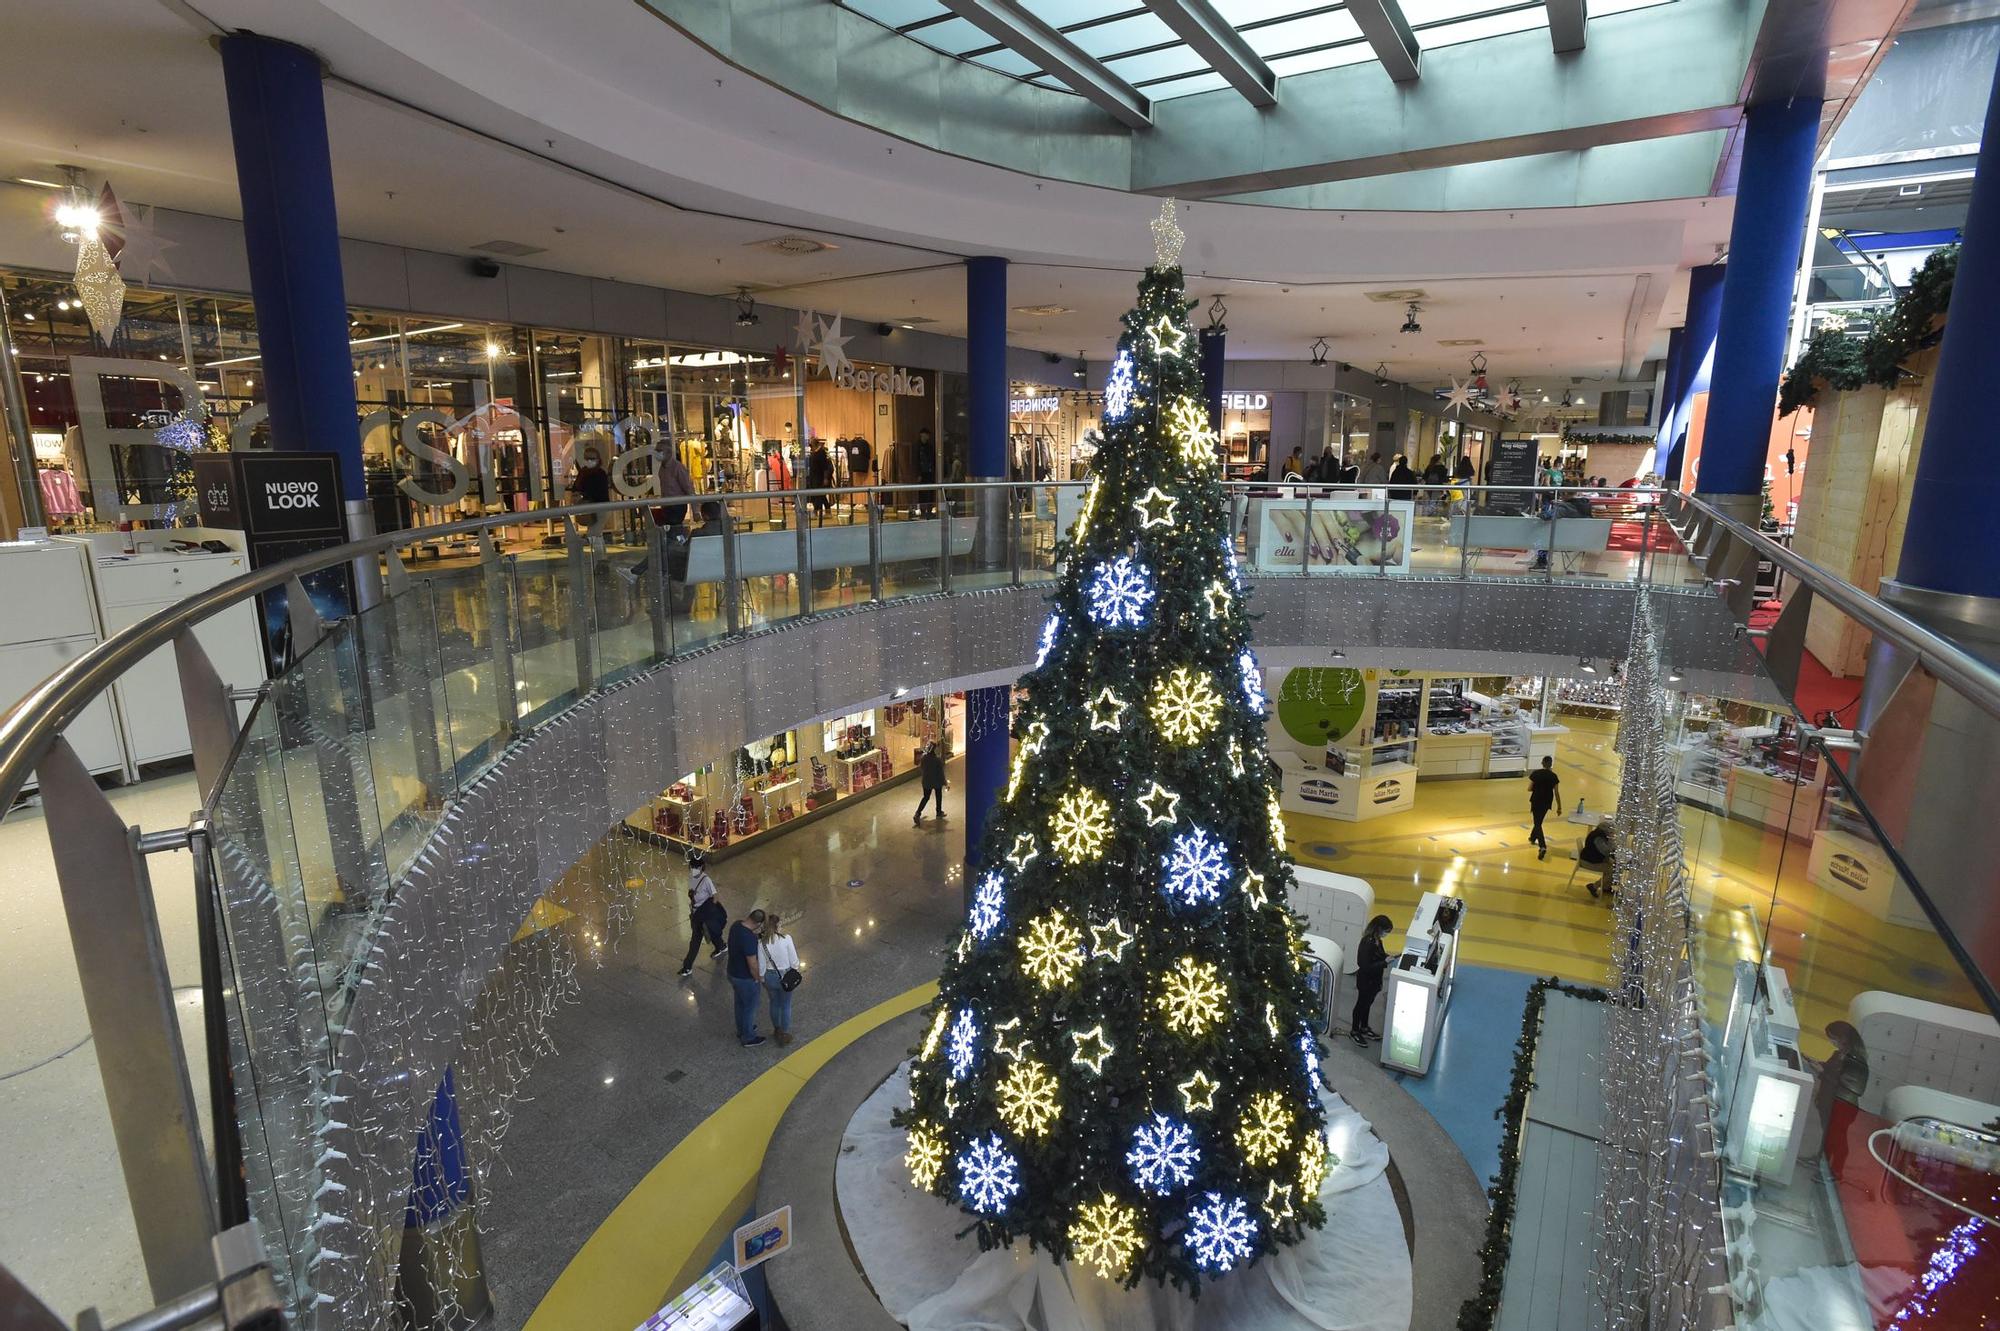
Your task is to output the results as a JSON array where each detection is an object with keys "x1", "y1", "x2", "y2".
[{"x1": 523, "y1": 981, "x2": 937, "y2": 1331}]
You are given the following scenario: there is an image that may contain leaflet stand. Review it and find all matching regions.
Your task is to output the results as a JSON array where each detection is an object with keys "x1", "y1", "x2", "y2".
[
  {"x1": 636, "y1": 1261, "x2": 754, "y2": 1331},
  {"x1": 1379, "y1": 891, "x2": 1463, "y2": 1075}
]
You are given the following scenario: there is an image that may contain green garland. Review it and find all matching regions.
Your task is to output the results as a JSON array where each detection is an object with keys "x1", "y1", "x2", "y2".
[
  {"x1": 1779, "y1": 244, "x2": 1958, "y2": 416},
  {"x1": 1455, "y1": 976, "x2": 1610, "y2": 1331}
]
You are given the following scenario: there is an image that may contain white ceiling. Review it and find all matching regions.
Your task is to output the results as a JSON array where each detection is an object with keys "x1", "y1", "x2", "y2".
[{"x1": 0, "y1": 0, "x2": 1734, "y2": 386}]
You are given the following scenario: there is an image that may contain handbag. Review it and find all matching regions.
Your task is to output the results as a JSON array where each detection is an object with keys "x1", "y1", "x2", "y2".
[{"x1": 764, "y1": 941, "x2": 804, "y2": 992}]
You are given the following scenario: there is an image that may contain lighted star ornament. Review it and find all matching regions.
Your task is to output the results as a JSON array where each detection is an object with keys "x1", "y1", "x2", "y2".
[{"x1": 1150, "y1": 196, "x2": 1186, "y2": 268}]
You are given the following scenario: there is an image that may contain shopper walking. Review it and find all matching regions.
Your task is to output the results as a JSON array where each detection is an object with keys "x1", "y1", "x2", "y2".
[
  {"x1": 1579, "y1": 815, "x2": 1616, "y2": 897},
  {"x1": 620, "y1": 447, "x2": 695, "y2": 588},
  {"x1": 914, "y1": 742, "x2": 948, "y2": 824},
  {"x1": 1527, "y1": 754, "x2": 1563, "y2": 859},
  {"x1": 1351, "y1": 915, "x2": 1394, "y2": 1046},
  {"x1": 677, "y1": 850, "x2": 728, "y2": 978},
  {"x1": 914, "y1": 427, "x2": 938, "y2": 516},
  {"x1": 569, "y1": 446, "x2": 613, "y2": 550},
  {"x1": 759, "y1": 913, "x2": 803, "y2": 1046},
  {"x1": 1357, "y1": 452, "x2": 1389, "y2": 486},
  {"x1": 726, "y1": 908, "x2": 769, "y2": 1047},
  {"x1": 1388, "y1": 454, "x2": 1417, "y2": 500},
  {"x1": 1281, "y1": 446, "x2": 1305, "y2": 479}
]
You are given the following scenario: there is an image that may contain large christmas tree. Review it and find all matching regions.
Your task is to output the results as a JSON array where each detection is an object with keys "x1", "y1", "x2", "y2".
[{"x1": 898, "y1": 205, "x2": 1331, "y2": 1292}]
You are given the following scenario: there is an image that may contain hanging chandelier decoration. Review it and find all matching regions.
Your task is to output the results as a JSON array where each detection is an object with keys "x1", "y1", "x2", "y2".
[{"x1": 1308, "y1": 337, "x2": 1329, "y2": 368}]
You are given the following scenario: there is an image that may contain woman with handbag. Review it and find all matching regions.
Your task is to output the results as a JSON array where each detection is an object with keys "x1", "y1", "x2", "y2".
[{"x1": 759, "y1": 913, "x2": 803, "y2": 1046}]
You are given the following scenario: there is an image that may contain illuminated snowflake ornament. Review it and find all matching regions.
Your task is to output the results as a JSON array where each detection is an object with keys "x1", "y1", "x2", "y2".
[
  {"x1": 1161, "y1": 825, "x2": 1232, "y2": 909},
  {"x1": 1239, "y1": 649, "x2": 1268, "y2": 714},
  {"x1": 1157, "y1": 955, "x2": 1228, "y2": 1037},
  {"x1": 1019, "y1": 910, "x2": 1085, "y2": 989},
  {"x1": 1035, "y1": 612, "x2": 1062, "y2": 668},
  {"x1": 997, "y1": 1058, "x2": 1062, "y2": 1139},
  {"x1": 947, "y1": 1007, "x2": 980, "y2": 1080},
  {"x1": 1127, "y1": 1113, "x2": 1201, "y2": 1195},
  {"x1": 959, "y1": 1134, "x2": 1022, "y2": 1214},
  {"x1": 1102, "y1": 350, "x2": 1135, "y2": 423},
  {"x1": 905, "y1": 1122, "x2": 946, "y2": 1190},
  {"x1": 1235, "y1": 1091, "x2": 1295, "y2": 1168},
  {"x1": 1070, "y1": 1193, "x2": 1146, "y2": 1280},
  {"x1": 1052, "y1": 786, "x2": 1114, "y2": 862},
  {"x1": 968, "y1": 872, "x2": 1006, "y2": 941},
  {"x1": 1186, "y1": 1192, "x2": 1258, "y2": 1272},
  {"x1": 1085, "y1": 555, "x2": 1155, "y2": 629},
  {"x1": 1298, "y1": 1130, "x2": 1332, "y2": 1197},
  {"x1": 1151, "y1": 667, "x2": 1224, "y2": 744}
]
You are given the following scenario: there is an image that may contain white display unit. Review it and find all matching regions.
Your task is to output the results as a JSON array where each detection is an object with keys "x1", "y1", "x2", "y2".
[
  {"x1": 0, "y1": 540, "x2": 125, "y2": 784},
  {"x1": 60, "y1": 531, "x2": 266, "y2": 770},
  {"x1": 1848, "y1": 991, "x2": 2000, "y2": 1119},
  {"x1": 1380, "y1": 891, "x2": 1463, "y2": 1076},
  {"x1": 1290, "y1": 865, "x2": 1376, "y2": 1025},
  {"x1": 1275, "y1": 743, "x2": 1412, "y2": 821}
]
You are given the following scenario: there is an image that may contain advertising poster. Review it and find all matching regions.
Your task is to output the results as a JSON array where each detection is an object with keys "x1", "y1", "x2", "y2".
[
  {"x1": 732, "y1": 1204, "x2": 792, "y2": 1271},
  {"x1": 1255, "y1": 500, "x2": 1413, "y2": 574}
]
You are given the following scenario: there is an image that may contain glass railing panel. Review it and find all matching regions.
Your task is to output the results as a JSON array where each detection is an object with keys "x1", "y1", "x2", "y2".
[
  {"x1": 347, "y1": 591, "x2": 452, "y2": 880},
  {"x1": 591, "y1": 528, "x2": 664, "y2": 686},
  {"x1": 799, "y1": 494, "x2": 883, "y2": 616},
  {"x1": 421, "y1": 570, "x2": 511, "y2": 781},
  {"x1": 875, "y1": 485, "x2": 947, "y2": 600},
  {"x1": 507, "y1": 551, "x2": 587, "y2": 728}
]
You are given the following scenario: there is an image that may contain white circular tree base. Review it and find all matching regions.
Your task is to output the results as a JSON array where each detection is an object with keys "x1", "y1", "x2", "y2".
[{"x1": 838, "y1": 1065, "x2": 1415, "y2": 1331}]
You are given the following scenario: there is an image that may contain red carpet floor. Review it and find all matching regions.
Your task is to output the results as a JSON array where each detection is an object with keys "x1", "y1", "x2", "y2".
[{"x1": 1750, "y1": 599, "x2": 1866, "y2": 727}]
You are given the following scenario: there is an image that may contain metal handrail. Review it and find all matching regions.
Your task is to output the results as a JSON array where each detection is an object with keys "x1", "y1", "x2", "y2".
[
  {"x1": 1667, "y1": 492, "x2": 2000, "y2": 726},
  {"x1": 0, "y1": 478, "x2": 1650, "y2": 812}
]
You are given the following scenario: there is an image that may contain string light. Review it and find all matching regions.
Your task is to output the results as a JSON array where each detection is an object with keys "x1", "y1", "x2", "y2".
[
  {"x1": 1261, "y1": 1180, "x2": 1297, "y2": 1224},
  {"x1": 1133, "y1": 486, "x2": 1178, "y2": 529},
  {"x1": 1051, "y1": 786, "x2": 1114, "y2": 861},
  {"x1": 968, "y1": 872, "x2": 1006, "y2": 940},
  {"x1": 1157, "y1": 955, "x2": 1227, "y2": 1036},
  {"x1": 1151, "y1": 668, "x2": 1223, "y2": 744},
  {"x1": 958, "y1": 1134, "x2": 1022, "y2": 1213},
  {"x1": 1239, "y1": 650, "x2": 1268, "y2": 714},
  {"x1": 1220, "y1": 535, "x2": 1244, "y2": 590},
  {"x1": 1126, "y1": 1113, "x2": 1200, "y2": 1195},
  {"x1": 947, "y1": 1007, "x2": 981, "y2": 1080},
  {"x1": 1075, "y1": 476, "x2": 1103, "y2": 537},
  {"x1": 1264, "y1": 1002, "x2": 1281, "y2": 1039},
  {"x1": 991, "y1": 1015, "x2": 1028, "y2": 1060},
  {"x1": 1069, "y1": 1025, "x2": 1116, "y2": 1074},
  {"x1": 996, "y1": 1058, "x2": 1062, "y2": 1138},
  {"x1": 1227, "y1": 736, "x2": 1246, "y2": 777},
  {"x1": 1019, "y1": 911, "x2": 1085, "y2": 989},
  {"x1": 905, "y1": 1122, "x2": 946, "y2": 1190},
  {"x1": 1267, "y1": 797, "x2": 1288, "y2": 851},
  {"x1": 1160, "y1": 825, "x2": 1231, "y2": 909},
  {"x1": 1085, "y1": 555, "x2": 1155, "y2": 629},
  {"x1": 1069, "y1": 1193, "x2": 1146, "y2": 1280},
  {"x1": 1299, "y1": 1030, "x2": 1322, "y2": 1090},
  {"x1": 1242, "y1": 869, "x2": 1269, "y2": 907},
  {"x1": 1090, "y1": 916, "x2": 1134, "y2": 963},
  {"x1": 1137, "y1": 781, "x2": 1182, "y2": 826},
  {"x1": 1185, "y1": 1192, "x2": 1257, "y2": 1272},
  {"x1": 1178, "y1": 1070, "x2": 1221, "y2": 1114},
  {"x1": 1235, "y1": 1090, "x2": 1294, "y2": 1168},
  {"x1": 1087, "y1": 686, "x2": 1130, "y2": 732},
  {"x1": 1297, "y1": 1130, "x2": 1331, "y2": 1197},
  {"x1": 920, "y1": 1007, "x2": 949, "y2": 1062}
]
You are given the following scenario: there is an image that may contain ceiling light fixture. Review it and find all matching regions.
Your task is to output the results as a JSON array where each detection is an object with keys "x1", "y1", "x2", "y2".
[
  {"x1": 1309, "y1": 336, "x2": 1329, "y2": 367},
  {"x1": 1372, "y1": 362, "x2": 1390, "y2": 387},
  {"x1": 1206, "y1": 295, "x2": 1228, "y2": 331},
  {"x1": 1073, "y1": 352, "x2": 1088, "y2": 381},
  {"x1": 733, "y1": 287, "x2": 760, "y2": 328},
  {"x1": 1400, "y1": 301, "x2": 1423, "y2": 335},
  {"x1": 1578, "y1": 657, "x2": 1597, "y2": 674}
]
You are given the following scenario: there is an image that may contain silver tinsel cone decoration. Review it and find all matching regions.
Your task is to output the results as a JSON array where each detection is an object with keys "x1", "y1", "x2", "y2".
[
  {"x1": 74, "y1": 234, "x2": 126, "y2": 343},
  {"x1": 1592, "y1": 593, "x2": 1726, "y2": 1330}
]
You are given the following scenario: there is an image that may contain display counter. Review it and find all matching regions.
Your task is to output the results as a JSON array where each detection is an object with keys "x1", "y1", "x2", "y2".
[
  {"x1": 1380, "y1": 891, "x2": 1463, "y2": 1076},
  {"x1": 1275, "y1": 742, "x2": 1413, "y2": 821},
  {"x1": 1726, "y1": 765, "x2": 1825, "y2": 842},
  {"x1": 1415, "y1": 728, "x2": 1491, "y2": 780}
]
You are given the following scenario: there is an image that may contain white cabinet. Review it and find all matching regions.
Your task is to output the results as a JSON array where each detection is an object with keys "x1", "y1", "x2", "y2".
[
  {"x1": 63, "y1": 533, "x2": 266, "y2": 771},
  {"x1": 0, "y1": 542, "x2": 124, "y2": 780}
]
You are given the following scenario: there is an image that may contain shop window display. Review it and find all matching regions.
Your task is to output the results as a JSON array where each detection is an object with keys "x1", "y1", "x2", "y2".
[{"x1": 627, "y1": 696, "x2": 963, "y2": 856}]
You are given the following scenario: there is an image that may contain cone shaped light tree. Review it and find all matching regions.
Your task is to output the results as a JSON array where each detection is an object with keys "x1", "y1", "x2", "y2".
[{"x1": 897, "y1": 204, "x2": 1331, "y2": 1292}]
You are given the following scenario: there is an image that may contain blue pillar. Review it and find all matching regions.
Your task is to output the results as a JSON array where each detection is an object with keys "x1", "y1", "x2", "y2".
[
  {"x1": 1199, "y1": 327, "x2": 1226, "y2": 436},
  {"x1": 1665, "y1": 262, "x2": 1726, "y2": 484},
  {"x1": 219, "y1": 35, "x2": 363, "y2": 507},
  {"x1": 405, "y1": 1068, "x2": 470, "y2": 1228},
  {"x1": 965, "y1": 258, "x2": 1008, "y2": 479},
  {"x1": 1654, "y1": 324, "x2": 1685, "y2": 469},
  {"x1": 1890, "y1": 55, "x2": 2000, "y2": 605},
  {"x1": 1698, "y1": 100, "x2": 1820, "y2": 505},
  {"x1": 396, "y1": 1066, "x2": 492, "y2": 1319},
  {"x1": 964, "y1": 686, "x2": 1011, "y2": 872}
]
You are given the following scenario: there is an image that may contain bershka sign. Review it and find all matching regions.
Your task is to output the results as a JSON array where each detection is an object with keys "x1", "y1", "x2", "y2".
[
  {"x1": 1221, "y1": 392, "x2": 1268, "y2": 411},
  {"x1": 834, "y1": 365, "x2": 926, "y2": 396}
]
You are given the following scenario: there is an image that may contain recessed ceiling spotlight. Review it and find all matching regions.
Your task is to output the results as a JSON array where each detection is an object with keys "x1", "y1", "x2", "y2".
[{"x1": 1014, "y1": 304, "x2": 1074, "y2": 318}]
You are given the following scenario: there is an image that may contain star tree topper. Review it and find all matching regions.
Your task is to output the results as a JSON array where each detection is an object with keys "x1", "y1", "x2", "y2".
[{"x1": 1150, "y1": 197, "x2": 1186, "y2": 268}]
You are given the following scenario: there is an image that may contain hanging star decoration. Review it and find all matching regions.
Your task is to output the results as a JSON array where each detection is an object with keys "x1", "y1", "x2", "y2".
[
  {"x1": 1006, "y1": 834, "x2": 1039, "y2": 872},
  {"x1": 73, "y1": 234, "x2": 126, "y2": 344},
  {"x1": 1089, "y1": 916, "x2": 1134, "y2": 964},
  {"x1": 111, "y1": 203, "x2": 175, "y2": 287},
  {"x1": 991, "y1": 1016, "x2": 1029, "y2": 1060},
  {"x1": 1069, "y1": 1025, "x2": 1116, "y2": 1074},
  {"x1": 1132, "y1": 486, "x2": 1177, "y2": 529},
  {"x1": 1179, "y1": 1070, "x2": 1221, "y2": 1113},
  {"x1": 814, "y1": 312, "x2": 854, "y2": 379},
  {"x1": 793, "y1": 307, "x2": 820, "y2": 354},
  {"x1": 1088, "y1": 686, "x2": 1130, "y2": 733},
  {"x1": 1442, "y1": 377, "x2": 1476, "y2": 418},
  {"x1": 1148, "y1": 315, "x2": 1188, "y2": 359},
  {"x1": 1262, "y1": 1181, "x2": 1297, "y2": 1224},
  {"x1": 1149, "y1": 196, "x2": 1186, "y2": 269},
  {"x1": 1204, "y1": 580, "x2": 1232, "y2": 620},
  {"x1": 1136, "y1": 781, "x2": 1181, "y2": 827}
]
